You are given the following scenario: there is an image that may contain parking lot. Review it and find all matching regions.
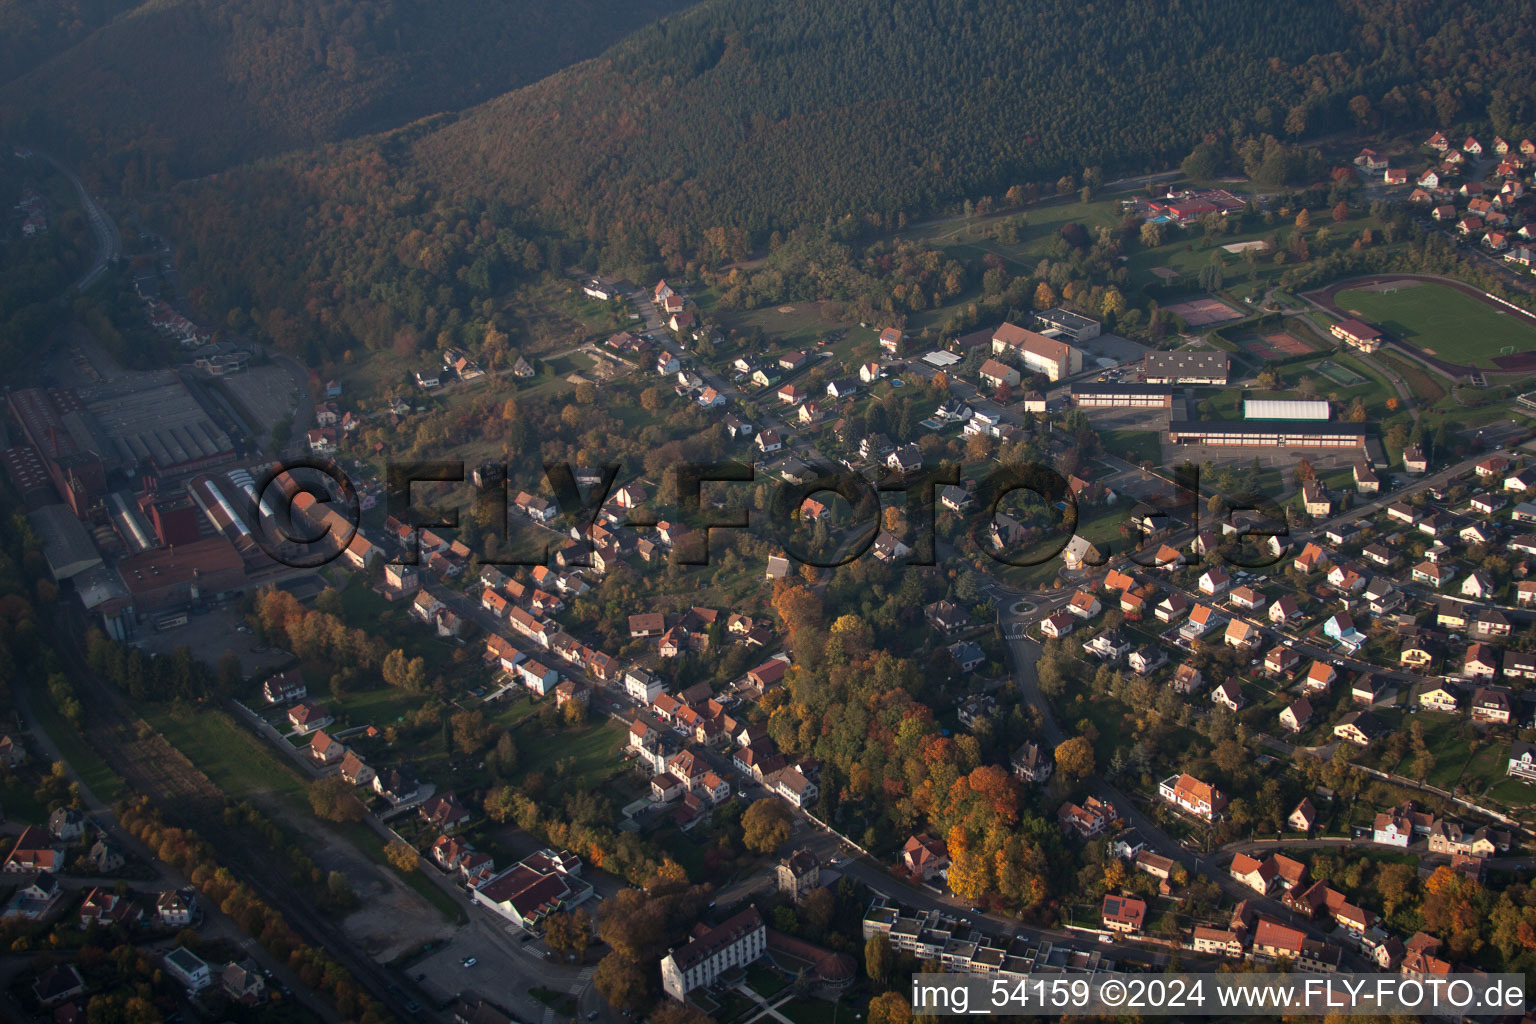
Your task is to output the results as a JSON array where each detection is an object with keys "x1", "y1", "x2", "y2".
[
  {"x1": 1075, "y1": 331, "x2": 1152, "y2": 369},
  {"x1": 220, "y1": 364, "x2": 300, "y2": 439},
  {"x1": 409, "y1": 921, "x2": 556, "y2": 1020},
  {"x1": 135, "y1": 604, "x2": 292, "y2": 679},
  {"x1": 1155, "y1": 442, "x2": 1363, "y2": 480}
]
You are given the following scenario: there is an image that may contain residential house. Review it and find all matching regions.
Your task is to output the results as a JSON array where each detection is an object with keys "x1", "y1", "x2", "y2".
[
  {"x1": 1181, "y1": 604, "x2": 1222, "y2": 641},
  {"x1": 164, "y1": 948, "x2": 212, "y2": 992},
  {"x1": 1199, "y1": 568, "x2": 1230, "y2": 596},
  {"x1": 287, "y1": 702, "x2": 332, "y2": 735},
  {"x1": 1508, "y1": 741, "x2": 1536, "y2": 783},
  {"x1": 262, "y1": 670, "x2": 308, "y2": 704},
  {"x1": 1170, "y1": 663, "x2": 1205, "y2": 695},
  {"x1": 1041, "y1": 612, "x2": 1075, "y2": 639},
  {"x1": 1230, "y1": 853, "x2": 1278, "y2": 895},
  {"x1": 1418, "y1": 681, "x2": 1462, "y2": 713},
  {"x1": 948, "y1": 641, "x2": 985, "y2": 673},
  {"x1": 1083, "y1": 630, "x2": 1133, "y2": 661},
  {"x1": 1229, "y1": 585, "x2": 1265, "y2": 610},
  {"x1": 1059, "y1": 796, "x2": 1115, "y2": 839},
  {"x1": 778, "y1": 851, "x2": 822, "y2": 903},
  {"x1": 309, "y1": 730, "x2": 345, "y2": 766},
  {"x1": 1101, "y1": 895, "x2": 1147, "y2": 934},
  {"x1": 1265, "y1": 647, "x2": 1300, "y2": 678},
  {"x1": 1067, "y1": 590, "x2": 1102, "y2": 619},
  {"x1": 156, "y1": 888, "x2": 197, "y2": 927},
  {"x1": 1158, "y1": 773, "x2": 1227, "y2": 820},
  {"x1": 1505, "y1": 650, "x2": 1536, "y2": 682},
  {"x1": 902, "y1": 834, "x2": 950, "y2": 881},
  {"x1": 1289, "y1": 799, "x2": 1317, "y2": 833},
  {"x1": 1269, "y1": 595, "x2": 1302, "y2": 623},
  {"x1": 1465, "y1": 645, "x2": 1501, "y2": 681},
  {"x1": 1224, "y1": 619, "x2": 1259, "y2": 651},
  {"x1": 1334, "y1": 711, "x2": 1388, "y2": 747},
  {"x1": 1471, "y1": 685, "x2": 1512, "y2": 723},
  {"x1": 1351, "y1": 674, "x2": 1386, "y2": 705},
  {"x1": 1156, "y1": 593, "x2": 1191, "y2": 622},
  {"x1": 1303, "y1": 661, "x2": 1337, "y2": 694},
  {"x1": 1010, "y1": 742, "x2": 1053, "y2": 784},
  {"x1": 1279, "y1": 699, "x2": 1314, "y2": 734},
  {"x1": 1212, "y1": 679, "x2": 1246, "y2": 712}
]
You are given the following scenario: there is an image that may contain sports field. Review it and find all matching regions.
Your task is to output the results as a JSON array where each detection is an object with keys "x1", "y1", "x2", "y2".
[{"x1": 1334, "y1": 281, "x2": 1536, "y2": 368}]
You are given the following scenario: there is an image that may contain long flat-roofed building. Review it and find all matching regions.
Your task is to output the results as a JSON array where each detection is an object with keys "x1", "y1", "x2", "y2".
[
  {"x1": 1034, "y1": 308, "x2": 1101, "y2": 341},
  {"x1": 1243, "y1": 399, "x2": 1331, "y2": 420},
  {"x1": 1169, "y1": 420, "x2": 1368, "y2": 449},
  {"x1": 1143, "y1": 351, "x2": 1229, "y2": 385},
  {"x1": 1331, "y1": 319, "x2": 1383, "y2": 353},
  {"x1": 1070, "y1": 383, "x2": 1174, "y2": 408}
]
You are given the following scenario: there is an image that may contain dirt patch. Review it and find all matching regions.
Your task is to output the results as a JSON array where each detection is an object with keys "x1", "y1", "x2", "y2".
[
  {"x1": 1243, "y1": 330, "x2": 1314, "y2": 360},
  {"x1": 343, "y1": 884, "x2": 455, "y2": 962},
  {"x1": 1162, "y1": 297, "x2": 1243, "y2": 326},
  {"x1": 263, "y1": 800, "x2": 456, "y2": 960},
  {"x1": 777, "y1": 305, "x2": 796, "y2": 313}
]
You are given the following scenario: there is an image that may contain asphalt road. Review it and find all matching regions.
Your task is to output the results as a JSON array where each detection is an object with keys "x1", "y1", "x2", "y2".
[{"x1": 29, "y1": 147, "x2": 121, "y2": 295}]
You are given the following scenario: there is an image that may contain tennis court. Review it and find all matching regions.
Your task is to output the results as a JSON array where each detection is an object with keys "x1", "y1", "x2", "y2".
[
  {"x1": 1163, "y1": 297, "x2": 1244, "y2": 326},
  {"x1": 1315, "y1": 361, "x2": 1367, "y2": 387},
  {"x1": 1242, "y1": 330, "x2": 1314, "y2": 360}
]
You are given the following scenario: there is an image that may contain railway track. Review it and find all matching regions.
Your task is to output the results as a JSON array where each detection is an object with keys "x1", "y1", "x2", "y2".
[{"x1": 48, "y1": 606, "x2": 423, "y2": 1023}]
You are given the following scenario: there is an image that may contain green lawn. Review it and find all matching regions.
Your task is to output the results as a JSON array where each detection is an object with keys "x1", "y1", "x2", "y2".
[
  {"x1": 140, "y1": 704, "x2": 309, "y2": 802},
  {"x1": 1334, "y1": 282, "x2": 1536, "y2": 368},
  {"x1": 778, "y1": 997, "x2": 857, "y2": 1024},
  {"x1": 330, "y1": 685, "x2": 428, "y2": 732},
  {"x1": 1391, "y1": 713, "x2": 1478, "y2": 790},
  {"x1": 0, "y1": 777, "x2": 49, "y2": 825},
  {"x1": 511, "y1": 715, "x2": 628, "y2": 792},
  {"x1": 28, "y1": 691, "x2": 125, "y2": 804},
  {"x1": 142, "y1": 702, "x2": 463, "y2": 923},
  {"x1": 1101, "y1": 430, "x2": 1162, "y2": 466}
]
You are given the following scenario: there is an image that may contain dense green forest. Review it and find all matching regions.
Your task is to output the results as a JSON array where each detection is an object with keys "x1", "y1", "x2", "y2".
[
  {"x1": 140, "y1": 0, "x2": 1536, "y2": 362},
  {"x1": 0, "y1": 0, "x2": 135, "y2": 87},
  {"x1": 411, "y1": 0, "x2": 1536, "y2": 259},
  {"x1": 0, "y1": 0, "x2": 695, "y2": 180}
]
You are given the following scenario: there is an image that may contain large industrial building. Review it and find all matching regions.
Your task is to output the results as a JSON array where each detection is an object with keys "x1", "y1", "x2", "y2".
[
  {"x1": 1168, "y1": 420, "x2": 1369, "y2": 449},
  {"x1": 115, "y1": 536, "x2": 246, "y2": 613},
  {"x1": 1143, "y1": 351, "x2": 1230, "y2": 385},
  {"x1": 1243, "y1": 399, "x2": 1331, "y2": 420},
  {"x1": 7, "y1": 371, "x2": 236, "y2": 520},
  {"x1": 26, "y1": 505, "x2": 103, "y2": 580},
  {"x1": 76, "y1": 371, "x2": 236, "y2": 481},
  {"x1": 1070, "y1": 383, "x2": 1174, "y2": 408},
  {"x1": 990, "y1": 323, "x2": 1083, "y2": 381},
  {"x1": 8, "y1": 387, "x2": 107, "y2": 516}
]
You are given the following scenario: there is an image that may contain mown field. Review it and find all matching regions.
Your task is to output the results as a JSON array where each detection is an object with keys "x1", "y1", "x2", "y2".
[{"x1": 1334, "y1": 282, "x2": 1536, "y2": 368}]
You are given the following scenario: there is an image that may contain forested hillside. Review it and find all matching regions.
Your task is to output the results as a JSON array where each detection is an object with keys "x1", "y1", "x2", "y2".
[
  {"x1": 407, "y1": 0, "x2": 1536, "y2": 261},
  {"x1": 156, "y1": 0, "x2": 1536, "y2": 361},
  {"x1": 0, "y1": 0, "x2": 135, "y2": 87},
  {"x1": 0, "y1": 0, "x2": 694, "y2": 181}
]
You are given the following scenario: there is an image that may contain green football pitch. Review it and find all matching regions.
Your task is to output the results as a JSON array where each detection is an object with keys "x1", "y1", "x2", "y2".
[{"x1": 1334, "y1": 281, "x2": 1536, "y2": 368}]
